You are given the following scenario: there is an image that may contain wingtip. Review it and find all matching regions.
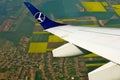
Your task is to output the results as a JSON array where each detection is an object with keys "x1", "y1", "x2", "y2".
[
  {"x1": 24, "y1": 2, "x2": 30, "y2": 7},
  {"x1": 24, "y1": 2, "x2": 28, "y2": 5},
  {"x1": 24, "y1": 2, "x2": 29, "y2": 4}
]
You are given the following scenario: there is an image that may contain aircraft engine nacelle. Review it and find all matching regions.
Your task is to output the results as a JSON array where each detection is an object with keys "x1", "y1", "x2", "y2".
[{"x1": 52, "y1": 43, "x2": 84, "y2": 57}]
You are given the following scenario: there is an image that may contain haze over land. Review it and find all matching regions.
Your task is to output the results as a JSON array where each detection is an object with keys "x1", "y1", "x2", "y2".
[{"x1": 0, "y1": 0, "x2": 119, "y2": 80}]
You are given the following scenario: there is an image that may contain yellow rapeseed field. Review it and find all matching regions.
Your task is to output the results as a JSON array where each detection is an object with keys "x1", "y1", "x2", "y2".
[
  {"x1": 86, "y1": 63, "x2": 105, "y2": 67},
  {"x1": 102, "y1": 2, "x2": 108, "y2": 6},
  {"x1": 33, "y1": 31, "x2": 48, "y2": 34},
  {"x1": 48, "y1": 35, "x2": 65, "y2": 42},
  {"x1": 29, "y1": 42, "x2": 47, "y2": 53},
  {"x1": 112, "y1": 5, "x2": 120, "y2": 16},
  {"x1": 82, "y1": 2, "x2": 106, "y2": 12},
  {"x1": 84, "y1": 53, "x2": 99, "y2": 58}
]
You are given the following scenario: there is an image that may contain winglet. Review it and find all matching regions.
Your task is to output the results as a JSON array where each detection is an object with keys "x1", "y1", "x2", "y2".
[{"x1": 24, "y1": 2, "x2": 66, "y2": 29}]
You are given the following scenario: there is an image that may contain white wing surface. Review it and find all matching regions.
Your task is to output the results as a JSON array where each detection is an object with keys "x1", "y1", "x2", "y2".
[
  {"x1": 88, "y1": 62, "x2": 120, "y2": 80},
  {"x1": 46, "y1": 25, "x2": 120, "y2": 64}
]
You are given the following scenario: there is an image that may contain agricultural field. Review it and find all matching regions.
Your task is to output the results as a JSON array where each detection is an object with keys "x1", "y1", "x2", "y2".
[
  {"x1": 0, "y1": 0, "x2": 120, "y2": 80},
  {"x1": 29, "y1": 31, "x2": 66, "y2": 53},
  {"x1": 82, "y1": 2, "x2": 107, "y2": 12},
  {"x1": 112, "y1": 4, "x2": 120, "y2": 16},
  {"x1": 29, "y1": 42, "x2": 47, "y2": 53}
]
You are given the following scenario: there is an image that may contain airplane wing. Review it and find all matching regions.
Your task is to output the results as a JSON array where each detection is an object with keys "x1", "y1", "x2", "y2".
[
  {"x1": 24, "y1": 2, "x2": 120, "y2": 80},
  {"x1": 46, "y1": 25, "x2": 120, "y2": 64},
  {"x1": 88, "y1": 62, "x2": 120, "y2": 80},
  {"x1": 24, "y1": 2, "x2": 120, "y2": 64}
]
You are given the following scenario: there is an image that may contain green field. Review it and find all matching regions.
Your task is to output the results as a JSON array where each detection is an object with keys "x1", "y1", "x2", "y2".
[{"x1": 0, "y1": 0, "x2": 120, "y2": 79}]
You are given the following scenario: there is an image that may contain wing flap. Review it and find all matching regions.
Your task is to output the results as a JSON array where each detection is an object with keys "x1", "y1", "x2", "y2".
[{"x1": 53, "y1": 43, "x2": 83, "y2": 57}]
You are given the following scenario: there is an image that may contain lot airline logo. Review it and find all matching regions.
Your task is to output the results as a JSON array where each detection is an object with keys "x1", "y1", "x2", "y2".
[{"x1": 34, "y1": 12, "x2": 46, "y2": 23}]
